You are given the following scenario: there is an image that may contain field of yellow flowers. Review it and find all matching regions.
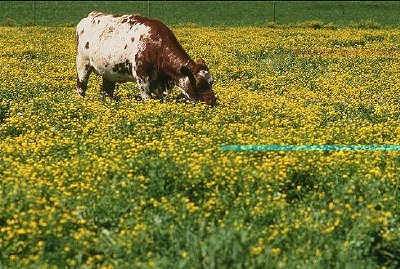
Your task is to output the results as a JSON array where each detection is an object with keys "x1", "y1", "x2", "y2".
[{"x1": 1, "y1": 25, "x2": 400, "y2": 268}]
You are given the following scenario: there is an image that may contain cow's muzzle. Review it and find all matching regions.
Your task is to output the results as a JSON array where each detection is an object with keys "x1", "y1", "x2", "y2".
[{"x1": 200, "y1": 90, "x2": 217, "y2": 106}]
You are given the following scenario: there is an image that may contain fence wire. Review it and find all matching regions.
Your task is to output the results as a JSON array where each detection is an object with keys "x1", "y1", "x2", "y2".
[{"x1": 0, "y1": 1, "x2": 398, "y2": 28}]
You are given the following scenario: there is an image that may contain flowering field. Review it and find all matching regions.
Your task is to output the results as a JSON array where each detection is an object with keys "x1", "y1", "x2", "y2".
[{"x1": 1, "y1": 25, "x2": 400, "y2": 268}]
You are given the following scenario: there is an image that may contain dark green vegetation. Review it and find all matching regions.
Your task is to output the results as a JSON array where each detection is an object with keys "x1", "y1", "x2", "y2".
[
  {"x1": 2, "y1": 24, "x2": 400, "y2": 268},
  {"x1": 1, "y1": 1, "x2": 400, "y2": 28}
]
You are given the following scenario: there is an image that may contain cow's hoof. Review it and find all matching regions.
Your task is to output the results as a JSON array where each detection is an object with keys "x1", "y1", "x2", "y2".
[
  {"x1": 112, "y1": 95, "x2": 120, "y2": 102},
  {"x1": 76, "y1": 88, "x2": 86, "y2": 97},
  {"x1": 174, "y1": 93, "x2": 188, "y2": 103}
]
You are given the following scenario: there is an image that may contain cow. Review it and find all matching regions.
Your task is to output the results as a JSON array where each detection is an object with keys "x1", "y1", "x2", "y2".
[{"x1": 76, "y1": 11, "x2": 216, "y2": 106}]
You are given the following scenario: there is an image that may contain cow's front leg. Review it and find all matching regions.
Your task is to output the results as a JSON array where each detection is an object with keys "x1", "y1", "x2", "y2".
[
  {"x1": 101, "y1": 77, "x2": 116, "y2": 99},
  {"x1": 137, "y1": 78, "x2": 151, "y2": 101},
  {"x1": 163, "y1": 81, "x2": 174, "y2": 97}
]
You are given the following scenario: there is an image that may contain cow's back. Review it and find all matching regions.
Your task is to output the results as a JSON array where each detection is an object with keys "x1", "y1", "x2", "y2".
[{"x1": 76, "y1": 12, "x2": 155, "y2": 82}]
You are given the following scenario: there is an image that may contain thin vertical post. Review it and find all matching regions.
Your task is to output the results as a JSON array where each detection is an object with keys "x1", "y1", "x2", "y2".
[
  {"x1": 339, "y1": 1, "x2": 345, "y2": 15},
  {"x1": 273, "y1": 1, "x2": 276, "y2": 22},
  {"x1": 33, "y1": 1, "x2": 36, "y2": 25}
]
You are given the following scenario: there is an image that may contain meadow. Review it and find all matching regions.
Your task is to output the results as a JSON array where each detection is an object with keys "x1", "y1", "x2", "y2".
[
  {"x1": 1, "y1": 6, "x2": 400, "y2": 269},
  {"x1": 1, "y1": 1, "x2": 400, "y2": 27}
]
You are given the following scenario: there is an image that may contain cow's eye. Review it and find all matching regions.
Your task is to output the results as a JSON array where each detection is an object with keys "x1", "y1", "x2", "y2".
[{"x1": 197, "y1": 80, "x2": 211, "y2": 91}]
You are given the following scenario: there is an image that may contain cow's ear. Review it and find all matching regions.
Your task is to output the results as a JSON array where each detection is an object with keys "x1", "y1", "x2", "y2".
[
  {"x1": 180, "y1": 66, "x2": 192, "y2": 77},
  {"x1": 195, "y1": 58, "x2": 208, "y2": 72},
  {"x1": 196, "y1": 58, "x2": 206, "y2": 65}
]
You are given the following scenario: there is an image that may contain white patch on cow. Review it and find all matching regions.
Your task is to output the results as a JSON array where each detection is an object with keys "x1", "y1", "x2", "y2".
[
  {"x1": 199, "y1": 70, "x2": 213, "y2": 84},
  {"x1": 76, "y1": 87, "x2": 85, "y2": 96},
  {"x1": 76, "y1": 12, "x2": 151, "y2": 83},
  {"x1": 177, "y1": 77, "x2": 193, "y2": 100}
]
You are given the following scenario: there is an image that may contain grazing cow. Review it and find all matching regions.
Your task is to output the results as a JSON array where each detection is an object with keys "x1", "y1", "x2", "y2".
[{"x1": 76, "y1": 11, "x2": 216, "y2": 105}]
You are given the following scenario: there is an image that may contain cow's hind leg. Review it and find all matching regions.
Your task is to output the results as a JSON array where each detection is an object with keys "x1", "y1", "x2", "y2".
[
  {"x1": 76, "y1": 59, "x2": 92, "y2": 97},
  {"x1": 101, "y1": 77, "x2": 116, "y2": 99}
]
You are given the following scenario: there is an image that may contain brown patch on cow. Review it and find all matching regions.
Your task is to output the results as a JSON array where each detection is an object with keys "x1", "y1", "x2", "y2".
[
  {"x1": 131, "y1": 37, "x2": 135, "y2": 43},
  {"x1": 80, "y1": 29, "x2": 84, "y2": 35},
  {"x1": 126, "y1": 60, "x2": 133, "y2": 75},
  {"x1": 127, "y1": 15, "x2": 141, "y2": 26},
  {"x1": 200, "y1": 90, "x2": 217, "y2": 106},
  {"x1": 124, "y1": 44, "x2": 127, "y2": 50},
  {"x1": 90, "y1": 12, "x2": 102, "y2": 24},
  {"x1": 92, "y1": 12, "x2": 103, "y2": 18},
  {"x1": 101, "y1": 77, "x2": 116, "y2": 98},
  {"x1": 76, "y1": 80, "x2": 86, "y2": 95},
  {"x1": 112, "y1": 59, "x2": 133, "y2": 75},
  {"x1": 76, "y1": 35, "x2": 79, "y2": 51},
  {"x1": 76, "y1": 64, "x2": 93, "y2": 97},
  {"x1": 130, "y1": 14, "x2": 202, "y2": 100},
  {"x1": 196, "y1": 77, "x2": 211, "y2": 91},
  {"x1": 194, "y1": 58, "x2": 208, "y2": 73},
  {"x1": 85, "y1": 42, "x2": 89, "y2": 49},
  {"x1": 121, "y1": 18, "x2": 128, "y2": 23}
]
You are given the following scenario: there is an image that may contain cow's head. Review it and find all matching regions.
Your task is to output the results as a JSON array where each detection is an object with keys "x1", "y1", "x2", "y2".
[{"x1": 180, "y1": 59, "x2": 216, "y2": 106}]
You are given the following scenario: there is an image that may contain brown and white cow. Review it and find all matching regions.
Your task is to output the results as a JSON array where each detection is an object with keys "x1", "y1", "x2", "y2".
[{"x1": 76, "y1": 12, "x2": 216, "y2": 105}]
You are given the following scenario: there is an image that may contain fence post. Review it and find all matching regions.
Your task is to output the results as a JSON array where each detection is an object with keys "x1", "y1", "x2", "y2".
[
  {"x1": 273, "y1": 1, "x2": 276, "y2": 22},
  {"x1": 339, "y1": 1, "x2": 345, "y2": 15},
  {"x1": 33, "y1": 1, "x2": 36, "y2": 25}
]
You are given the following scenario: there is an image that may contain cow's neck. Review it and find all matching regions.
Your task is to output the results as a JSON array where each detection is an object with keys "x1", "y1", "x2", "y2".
[{"x1": 162, "y1": 47, "x2": 195, "y2": 80}]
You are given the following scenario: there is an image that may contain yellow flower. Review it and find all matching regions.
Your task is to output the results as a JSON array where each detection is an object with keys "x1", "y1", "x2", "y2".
[
  {"x1": 181, "y1": 251, "x2": 189, "y2": 259},
  {"x1": 250, "y1": 245, "x2": 263, "y2": 255},
  {"x1": 271, "y1": 248, "x2": 281, "y2": 255}
]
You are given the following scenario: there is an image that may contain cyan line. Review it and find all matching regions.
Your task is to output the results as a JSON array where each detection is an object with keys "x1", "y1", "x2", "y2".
[{"x1": 220, "y1": 145, "x2": 400, "y2": 151}]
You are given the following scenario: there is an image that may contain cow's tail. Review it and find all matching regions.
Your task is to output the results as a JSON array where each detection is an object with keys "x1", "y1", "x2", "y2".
[
  {"x1": 75, "y1": 24, "x2": 79, "y2": 53},
  {"x1": 75, "y1": 18, "x2": 88, "y2": 52}
]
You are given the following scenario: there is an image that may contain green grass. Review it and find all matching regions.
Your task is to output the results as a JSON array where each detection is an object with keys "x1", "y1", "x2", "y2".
[{"x1": 1, "y1": 1, "x2": 400, "y2": 27}]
